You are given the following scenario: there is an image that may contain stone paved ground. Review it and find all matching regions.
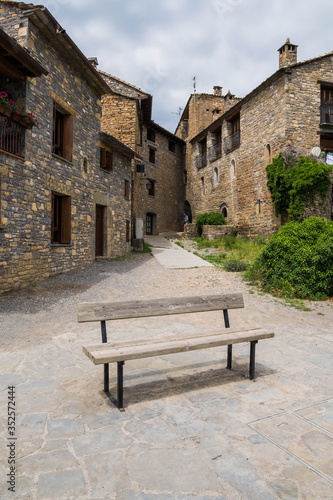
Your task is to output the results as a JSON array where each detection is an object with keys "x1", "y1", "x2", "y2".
[{"x1": 0, "y1": 244, "x2": 333, "y2": 499}]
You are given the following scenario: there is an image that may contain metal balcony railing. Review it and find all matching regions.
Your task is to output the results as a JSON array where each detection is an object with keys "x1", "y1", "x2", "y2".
[
  {"x1": 195, "y1": 151, "x2": 207, "y2": 169},
  {"x1": 208, "y1": 142, "x2": 222, "y2": 162},
  {"x1": 223, "y1": 129, "x2": 240, "y2": 153},
  {"x1": 0, "y1": 115, "x2": 25, "y2": 157},
  {"x1": 320, "y1": 102, "x2": 333, "y2": 125}
]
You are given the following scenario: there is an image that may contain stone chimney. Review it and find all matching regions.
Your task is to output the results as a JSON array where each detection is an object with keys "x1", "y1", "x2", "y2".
[
  {"x1": 213, "y1": 86, "x2": 222, "y2": 96},
  {"x1": 88, "y1": 57, "x2": 99, "y2": 68},
  {"x1": 278, "y1": 38, "x2": 298, "y2": 69}
]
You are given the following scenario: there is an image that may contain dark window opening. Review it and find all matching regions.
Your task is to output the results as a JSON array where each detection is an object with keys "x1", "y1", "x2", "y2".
[
  {"x1": 51, "y1": 192, "x2": 71, "y2": 244},
  {"x1": 147, "y1": 179, "x2": 155, "y2": 196},
  {"x1": 147, "y1": 128, "x2": 155, "y2": 142},
  {"x1": 320, "y1": 87, "x2": 333, "y2": 125},
  {"x1": 149, "y1": 147, "x2": 156, "y2": 164},
  {"x1": 168, "y1": 140, "x2": 176, "y2": 153}
]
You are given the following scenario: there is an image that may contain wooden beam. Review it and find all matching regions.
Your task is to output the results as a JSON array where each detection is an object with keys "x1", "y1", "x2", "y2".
[{"x1": 0, "y1": 55, "x2": 24, "y2": 81}]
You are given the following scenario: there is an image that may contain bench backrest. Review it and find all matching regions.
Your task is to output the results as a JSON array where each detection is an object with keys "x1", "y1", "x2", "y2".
[{"x1": 77, "y1": 293, "x2": 244, "y2": 323}]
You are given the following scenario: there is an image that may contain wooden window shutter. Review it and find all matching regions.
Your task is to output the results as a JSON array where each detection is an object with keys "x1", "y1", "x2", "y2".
[
  {"x1": 124, "y1": 179, "x2": 130, "y2": 199},
  {"x1": 62, "y1": 114, "x2": 73, "y2": 162},
  {"x1": 100, "y1": 147, "x2": 106, "y2": 169},
  {"x1": 52, "y1": 102, "x2": 57, "y2": 154},
  {"x1": 51, "y1": 191, "x2": 55, "y2": 243},
  {"x1": 61, "y1": 195, "x2": 71, "y2": 244},
  {"x1": 106, "y1": 150, "x2": 113, "y2": 170},
  {"x1": 126, "y1": 219, "x2": 130, "y2": 242}
]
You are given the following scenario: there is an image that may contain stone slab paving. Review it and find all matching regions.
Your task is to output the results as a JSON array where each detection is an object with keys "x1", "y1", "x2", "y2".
[{"x1": 0, "y1": 246, "x2": 333, "y2": 499}]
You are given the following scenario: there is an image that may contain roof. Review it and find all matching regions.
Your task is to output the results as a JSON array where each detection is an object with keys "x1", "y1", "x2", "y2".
[
  {"x1": 190, "y1": 49, "x2": 333, "y2": 144},
  {"x1": 0, "y1": 26, "x2": 48, "y2": 80},
  {"x1": 99, "y1": 132, "x2": 142, "y2": 160},
  {"x1": 1, "y1": 1, "x2": 110, "y2": 94},
  {"x1": 98, "y1": 68, "x2": 153, "y2": 123}
]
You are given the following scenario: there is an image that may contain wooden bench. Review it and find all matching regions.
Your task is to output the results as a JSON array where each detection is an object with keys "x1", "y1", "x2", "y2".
[{"x1": 78, "y1": 293, "x2": 274, "y2": 410}]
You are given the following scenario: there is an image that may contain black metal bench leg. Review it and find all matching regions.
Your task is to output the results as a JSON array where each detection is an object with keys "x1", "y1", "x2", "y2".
[
  {"x1": 104, "y1": 363, "x2": 109, "y2": 392},
  {"x1": 250, "y1": 340, "x2": 258, "y2": 380},
  {"x1": 227, "y1": 344, "x2": 232, "y2": 369},
  {"x1": 117, "y1": 361, "x2": 125, "y2": 410}
]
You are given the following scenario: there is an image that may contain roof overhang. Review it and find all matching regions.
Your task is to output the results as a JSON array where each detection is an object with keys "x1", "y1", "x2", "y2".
[
  {"x1": 0, "y1": 26, "x2": 48, "y2": 81},
  {"x1": 99, "y1": 132, "x2": 142, "y2": 160}
]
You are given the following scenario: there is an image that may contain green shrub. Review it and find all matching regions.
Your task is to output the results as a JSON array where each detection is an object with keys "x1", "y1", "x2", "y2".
[
  {"x1": 223, "y1": 257, "x2": 249, "y2": 272},
  {"x1": 247, "y1": 217, "x2": 333, "y2": 299},
  {"x1": 195, "y1": 212, "x2": 226, "y2": 236}
]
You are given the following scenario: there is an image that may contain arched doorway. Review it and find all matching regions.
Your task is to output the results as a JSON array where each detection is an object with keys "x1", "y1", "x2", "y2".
[{"x1": 184, "y1": 201, "x2": 192, "y2": 223}]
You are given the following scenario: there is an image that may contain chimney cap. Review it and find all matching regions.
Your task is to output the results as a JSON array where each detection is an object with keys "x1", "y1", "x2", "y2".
[
  {"x1": 88, "y1": 57, "x2": 99, "y2": 68},
  {"x1": 213, "y1": 85, "x2": 222, "y2": 96}
]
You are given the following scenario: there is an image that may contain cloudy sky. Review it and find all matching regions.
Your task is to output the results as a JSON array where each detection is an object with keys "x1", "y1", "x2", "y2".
[{"x1": 40, "y1": 0, "x2": 332, "y2": 132}]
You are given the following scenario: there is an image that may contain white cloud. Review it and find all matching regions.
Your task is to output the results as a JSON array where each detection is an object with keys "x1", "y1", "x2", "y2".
[{"x1": 43, "y1": 0, "x2": 333, "y2": 132}]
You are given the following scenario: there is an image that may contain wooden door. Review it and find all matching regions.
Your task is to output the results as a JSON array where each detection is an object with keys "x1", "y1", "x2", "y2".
[{"x1": 95, "y1": 205, "x2": 104, "y2": 256}]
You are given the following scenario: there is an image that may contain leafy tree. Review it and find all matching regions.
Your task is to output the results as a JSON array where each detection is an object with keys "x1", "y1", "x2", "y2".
[{"x1": 266, "y1": 152, "x2": 332, "y2": 221}]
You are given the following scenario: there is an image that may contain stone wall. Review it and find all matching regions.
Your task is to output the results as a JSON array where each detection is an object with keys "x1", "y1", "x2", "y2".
[
  {"x1": 0, "y1": 7, "x2": 132, "y2": 292},
  {"x1": 135, "y1": 125, "x2": 185, "y2": 234},
  {"x1": 202, "y1": 225, "x2": 235, "y2": 240}
]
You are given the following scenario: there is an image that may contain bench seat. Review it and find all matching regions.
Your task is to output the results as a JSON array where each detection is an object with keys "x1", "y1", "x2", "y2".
[{"x1": 83, "y1": 327, "x2": 274, "y2": 365}]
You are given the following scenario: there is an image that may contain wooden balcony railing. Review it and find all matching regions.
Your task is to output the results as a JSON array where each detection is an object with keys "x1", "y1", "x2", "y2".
[
  {"x1": 223, "y1": 129, "x2": 240, "y2": 153},
  {"x1": 0, "y1": 115, "x2": 25, "y2": 157}
]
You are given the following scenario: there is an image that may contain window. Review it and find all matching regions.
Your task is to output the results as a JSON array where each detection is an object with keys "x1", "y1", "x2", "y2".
[
  {"x1": 231, "y1": 159, "x2": 236, "y2": 178},
  {"x1": 168, "y1": 140, "x2": 176, "y2": 153},
  {"x1": 149, "y1": 147, "x2": 156, "y2": 164},
  {"x1": 147, "y1": 179, "x2": 155, "y2": 196},
  {"x1": 209, "y1": 127, "x2": 222, "y2": 161},
  {"x1": 52, "y1": 102, "x2": 73, "y2": 161},
  {"x1": 264, "y1": 144, "x2": 272, "y2": 165},
  {"x1": 147, "y1": 128, "x2": 155, "y2": 142},
  {"x1": 320, "y1": 86, "x2": 333, "y2": 124},
  {"x1": 0, "y1": 175, "x2": 1, "y2": 221},
  {"x1": 213, "y1": 167, "x2": 219, "y2": 186},
  {"x1": 256, "y1": 199, "x2": 262, "y2": 215},
  {"x1": 196, "y1": 137, "x2": 207, "y2": 168},
  {"x1": 51, "y1": 192, "x2": 71, "y2": 244},
  {"x1": 126, "y1": 219, "x2": 130, "y2": 242},
  {"x1": 224, "y1": 113, "x2": 240, "y2": 153},
  {"x1": 100, "y1": 147, "x2": 113, "y2": 171},
  {"x1": 124, "y1": 179, "x2": 130, "y2": 199},
  {"x1": 201, "y1": 176, "x2": 205, "y2": 194}
]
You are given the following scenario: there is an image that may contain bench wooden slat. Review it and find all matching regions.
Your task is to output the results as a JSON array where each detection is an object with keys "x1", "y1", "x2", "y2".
[
  {"x1": 77, "y1": 293, "x2": 244, "y2": 323},
  {"x1": 83, "y1": 328, "x2": 274, "y2": 365},
  {"x1": 83, "y1": 326, "x2": 265, "y2": 352}
]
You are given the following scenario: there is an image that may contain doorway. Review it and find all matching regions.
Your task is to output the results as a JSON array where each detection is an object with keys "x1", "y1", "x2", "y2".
[
  {"x1": 95, "y1": 204, "x2": 105, "y2": 256},
  {"x1": 146, "y1": 213, "x2": 155, "y2": 235}
]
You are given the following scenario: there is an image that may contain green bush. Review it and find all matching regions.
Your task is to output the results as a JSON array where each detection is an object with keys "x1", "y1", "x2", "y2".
[
  {"x1": 195, "y1": 212, "x2": 226, "y2": 236},
  {"x1": 246, "y1": 217, "x2": 333, "y2": 299},
  {"x1": 223, "y1": 257, "x2": 249, "y2": 272}
]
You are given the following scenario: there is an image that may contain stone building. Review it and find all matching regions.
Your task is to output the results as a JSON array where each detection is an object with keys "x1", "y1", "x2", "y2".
[
  {"x1": 99, "y1": 69, "x2": 186, "y2": 235},
  {"x1": 176, "y1": 39, "x2": 333, "y2": 235},
  {"x1": 0, "y1": 1, "x2": 135, "y2": 292}
]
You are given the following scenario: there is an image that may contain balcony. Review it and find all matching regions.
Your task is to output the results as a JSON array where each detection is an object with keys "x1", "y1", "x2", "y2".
[
  {"x1": 223, "y1": 130, "x2": 240, "y2": 153},
  {"x1": 0, "y1": 115, "x2": 25, "y2": 157},
  {"x1": 320, "y1": 102, "x2": 333, "y2": 125},
  {"x1": 208, "y1": 142, "x2": 222, "y2": 162},
  {"x1": 195, "y1": 151, "x2": 207, "y2": 169}
]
